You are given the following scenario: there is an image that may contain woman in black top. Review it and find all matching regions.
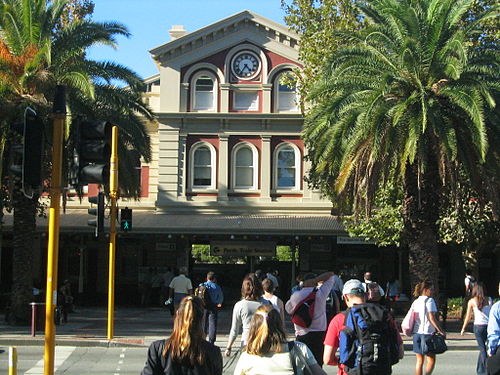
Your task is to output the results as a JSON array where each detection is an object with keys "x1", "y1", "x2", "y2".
[{"x1": 141, "y1": 296, "x2": 222, "y2": 375}]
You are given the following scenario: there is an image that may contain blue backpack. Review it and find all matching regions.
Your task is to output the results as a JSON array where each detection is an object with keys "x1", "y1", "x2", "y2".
[{"x1": 339, "y1": 303, "x2": 400, "y2": 375}]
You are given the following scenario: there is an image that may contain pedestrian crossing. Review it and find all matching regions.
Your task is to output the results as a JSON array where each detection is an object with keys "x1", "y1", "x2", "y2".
[{"x1": 24, "y1": 346, "x2": 76, "y2": 374}]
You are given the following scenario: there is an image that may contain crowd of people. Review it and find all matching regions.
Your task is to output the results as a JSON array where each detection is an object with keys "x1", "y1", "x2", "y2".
[{"x1": 140, "y1": 268, "x2": 500, "y2": 375}]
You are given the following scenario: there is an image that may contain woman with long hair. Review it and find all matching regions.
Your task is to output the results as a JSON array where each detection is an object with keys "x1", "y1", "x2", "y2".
[
  {"x1": 140, "y1": 296, "x2": 222, "y2": 375},
  {"x1": 460, "y1": 282, "x2": 492, "y2": 375},
  {"x1": 233, "y1": 304, "x2": 327, "y2": 375},
  {"x1": 410, "y1": 281, "x2": 446, "y2": 375},
  {"x1": 225, "y1": 273, "x2": 267, "y2": 357}
]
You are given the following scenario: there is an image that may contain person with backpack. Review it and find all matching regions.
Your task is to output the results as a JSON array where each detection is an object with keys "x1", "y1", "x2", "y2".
[
  {"x1": 140, "y1": 296, "x2": 222, "y2": 375},
  {"x1": 323, "y1": 279, "x2": 403, "y2": 375},
  {"x1": 233, "y1": 304, "x2": 327, "y2": 375},
  {"x1": 196, "y1": 271, "x2": 223, "y2": 344},
  {"x1": 285, "y1": 271, "x2": 335, "y2": 366},
  {"x1": 410, "y1": 281, "x2": 446, "y2": 375}
]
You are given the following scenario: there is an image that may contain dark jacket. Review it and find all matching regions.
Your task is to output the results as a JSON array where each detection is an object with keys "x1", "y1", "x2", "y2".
[{"x1": 140, "y1": 339, "x2": 223, "y2": 375}]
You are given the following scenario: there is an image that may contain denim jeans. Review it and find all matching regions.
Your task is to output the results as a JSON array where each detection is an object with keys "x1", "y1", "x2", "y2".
[
  {"x1": 474, "y1": 324, "x2": 487, "y2": 375},
  {"x1": 204, "y1": 309, "x2": 218, "y2": 344}
]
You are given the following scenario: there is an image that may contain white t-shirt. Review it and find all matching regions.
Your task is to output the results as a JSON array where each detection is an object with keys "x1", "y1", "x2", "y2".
[
  {"x1": 233, "y1": 341, "x2": 316, "y2": 375},
  {"x1": 412, "y1": 296, "x2": 438, "y2": 334},
  {"x1": 169, "y1": 274, "x2": 193, "y2": 294}
]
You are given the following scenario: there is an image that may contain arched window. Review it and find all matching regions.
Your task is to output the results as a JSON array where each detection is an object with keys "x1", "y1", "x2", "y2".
[
  {"x1": 232, "y1": 143, "x2": 258, "y2": 190},
  {"x1": 274, "y1": 72, "x2": 298, "y2": 112},
  {"x1": 191, "y1": 72, "x2": 217, "y2": 111},
  {"x1": 274, "y1": 143, "x2": 301, "y2": 190},
  {"x1": 190, "y1": 142, "x2": 216, "y2": 189}
]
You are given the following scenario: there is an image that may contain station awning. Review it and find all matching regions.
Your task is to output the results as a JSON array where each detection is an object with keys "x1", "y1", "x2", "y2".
[{"x1": 1, "y1": 210, "x2": 346, "y2": 236}]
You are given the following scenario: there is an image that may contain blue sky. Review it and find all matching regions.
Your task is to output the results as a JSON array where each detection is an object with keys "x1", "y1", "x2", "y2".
[{"x1": 88, "y1": 1, "x2": 286, "y2": 79}]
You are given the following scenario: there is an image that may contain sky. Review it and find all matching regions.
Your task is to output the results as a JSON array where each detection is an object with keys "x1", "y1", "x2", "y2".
[{"x1": 88, "y1": 0, "x2": 287, "y2": 79}]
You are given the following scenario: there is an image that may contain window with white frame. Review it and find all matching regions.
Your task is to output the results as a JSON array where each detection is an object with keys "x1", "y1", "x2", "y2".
[
  {"x1": 233, "y1": 91, "x2": 259, "y2": 111},
  {"x1": 275, "y1": 72, "x2": 298, "y2": 112},
  {"x1": 274, "y1": 143, "x2": 301, "y2": 189},
  {"x1": 190, "y1": 143, "x2": 216, "y2": 189},
  {"x1": 192, "y1": 72, "x2": 217, "y2": 111},
  {"x1": 232, "y1": 143, "x2": 258, "y2": 190}
]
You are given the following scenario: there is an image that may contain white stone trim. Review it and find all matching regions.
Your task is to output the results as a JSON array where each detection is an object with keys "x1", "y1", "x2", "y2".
[
  {"x1": 190, "y1": 70, "x2": 218, "y2": 112},
  {"x1": 189, "y1": 141, "x2": 217, "y2": 191},
  {"x1": 231, "y1": 142, "x2": 259, "y2": 190},
  {"x1": 273, "y1": 142, "x2": 301, "y2": 190}
]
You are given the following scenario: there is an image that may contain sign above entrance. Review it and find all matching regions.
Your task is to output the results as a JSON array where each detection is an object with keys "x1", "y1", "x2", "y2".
[
  {"x1": 337, "y1": 236, "x2": 374, "y2": 245},
  {"x1": 210, "y1": 241, "x2": 276, "y2": 257}
]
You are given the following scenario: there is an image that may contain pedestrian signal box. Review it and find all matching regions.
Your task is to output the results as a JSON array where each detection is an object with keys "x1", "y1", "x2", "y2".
[{"x1": 120, "y1": 207, "x2": 132, "y2": 231}]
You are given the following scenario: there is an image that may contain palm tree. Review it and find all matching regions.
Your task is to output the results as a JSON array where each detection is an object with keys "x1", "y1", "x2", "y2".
[
  {"x1": 0, "y1": 0, "x2": 154, "y2": 323},
  {"x1": 304, "y1": 0, "x2": 499, "y2": 290}
]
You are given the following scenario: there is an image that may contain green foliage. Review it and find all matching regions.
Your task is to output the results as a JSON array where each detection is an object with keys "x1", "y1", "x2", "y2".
[
  {"x1": 274, "y1": 246, "x2": 293, "y2": 261},
  {"x1": 447, "y1": 297, "x2": 464, "y2": 318},
  {"x1": 281, "y1": 0, "x2": 365, "y2": 106},
  {"x1": 303, "y1": 0, "x2": 499, "y2": 215},
  {"x1": 191, "y1": 244, "x2": 246, "y2": 264},
  {"x1": 343, "y1": 185, "x2": 404, "y2": 246},
  {"x1": 0, "y1": 0, "x2": 154, "y2": 196}
]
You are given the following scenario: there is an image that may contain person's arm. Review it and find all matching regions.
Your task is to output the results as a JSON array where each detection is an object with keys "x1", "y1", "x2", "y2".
[
  {"x1": 323, "y1": 344, "x2": 338, "y2": 366},
  {"x1": 303, "y1": 272, "x2": 334, "y2": 287},
  {"x1": 460, "y1": 299, "x2": 474, "y2": 335},
  {"x1": 427, "y1": 311, "x2": 445, "y2": 336},
  {"x1": 226, "y1": 303, "x2": 242, "y2": 356}
]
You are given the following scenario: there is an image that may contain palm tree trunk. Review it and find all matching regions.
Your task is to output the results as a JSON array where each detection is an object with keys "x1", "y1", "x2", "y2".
[
  {"x1": 402, "y1": 155, "x2": 441, "y2": 296},
  {"x1": 9, "y1": 186, "x2": 37, "y2": 324}
]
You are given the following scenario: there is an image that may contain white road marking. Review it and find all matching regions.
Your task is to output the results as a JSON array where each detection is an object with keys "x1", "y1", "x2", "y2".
[
  {"x1": 25, "y1": 346, "x2": 76, "y2": 374},
  {"x1": 118, "y1": 360, "x2": 123, "y2": 364},
  {"x1": 120, "y1": 353, "x2": 125, "y2": 358}
]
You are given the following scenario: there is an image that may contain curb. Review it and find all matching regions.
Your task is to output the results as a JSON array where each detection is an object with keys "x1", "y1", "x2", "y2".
[{"x1": 0, "y1": 338, "x2": 145, "y2": 348}]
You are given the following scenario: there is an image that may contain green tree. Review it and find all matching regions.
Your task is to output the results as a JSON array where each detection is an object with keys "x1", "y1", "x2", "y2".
[
  {"x1": 281, "y1": 0, "x2": 364, "y2": 106},
  {"x1": 304, "y1": 0, "x2": 499, "y2": 291},
  {"x1": 0, "y1": 0, "x2": 154, "y2": 323}
]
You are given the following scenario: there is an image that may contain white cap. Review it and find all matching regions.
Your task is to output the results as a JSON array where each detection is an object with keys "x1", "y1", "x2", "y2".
[{"x1": 342, "y1": 279, "x2": 365, "y2": 296}]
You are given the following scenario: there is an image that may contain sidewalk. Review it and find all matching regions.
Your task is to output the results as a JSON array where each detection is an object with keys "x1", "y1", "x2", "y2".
[{"x1": 0, "y1": 306, "x2": 479, "y2": 350}]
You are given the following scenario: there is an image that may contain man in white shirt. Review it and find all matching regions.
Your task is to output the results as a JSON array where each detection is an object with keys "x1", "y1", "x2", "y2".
[
  {"x1": 168, "y1": 266, "x2": 193, "y2": 310},
  {"x1": 285, "y1": 271, "x2": 335, "y2": 366}
]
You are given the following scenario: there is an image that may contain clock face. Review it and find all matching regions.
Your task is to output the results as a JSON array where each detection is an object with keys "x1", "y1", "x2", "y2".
[{"x1": 231, "y1": 51, "x2": 261, "y2": 79}]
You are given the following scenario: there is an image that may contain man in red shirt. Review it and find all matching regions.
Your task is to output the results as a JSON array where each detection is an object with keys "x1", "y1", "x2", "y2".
[{"x1": 323, "y1": 279, "x2": 404, "y2": 375}]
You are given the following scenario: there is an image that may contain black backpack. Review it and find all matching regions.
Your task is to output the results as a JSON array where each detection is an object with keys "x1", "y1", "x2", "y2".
[
  {"x1": 195, "y1": 283, "x2": 213, "y2": 309},
  {"x1": 339, "y1": 303, "x2": 400, "y2": 375}
]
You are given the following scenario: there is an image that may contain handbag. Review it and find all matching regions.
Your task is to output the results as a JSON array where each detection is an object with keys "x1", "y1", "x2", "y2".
[
  {"x1": 427, "y1": 333, "x2": 448, "y2": 354},
  {"x1": 288, "y1": 341, "x2": 313, "y2": 375},
  {"x1": 401, "y1": 302, "x2": 416, "y2": 336}
]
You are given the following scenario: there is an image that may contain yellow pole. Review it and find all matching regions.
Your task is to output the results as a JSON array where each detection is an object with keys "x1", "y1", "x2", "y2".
[
  {"x1": 44, "y1": 86, "x2": 66, "y2": 375},
  {"x1": 107, "y1": 126, "x2": 118, "y2": 340},
  {"x1": 8, "y1": 346, "x2": 17, "y2": 375}
]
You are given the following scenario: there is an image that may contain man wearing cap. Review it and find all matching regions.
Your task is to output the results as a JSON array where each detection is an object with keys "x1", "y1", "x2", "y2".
[
  {"x1": 285, "y1": 271, "x2": 335, "y2": 366},
  {"x1": 323, "y1": 279, "x2": 403, "y2": 374}
]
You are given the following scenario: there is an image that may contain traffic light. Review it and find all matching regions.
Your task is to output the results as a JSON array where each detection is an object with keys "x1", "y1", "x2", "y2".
[
  {"x1": 76, "y1": 120, "x2": 112, "y2": 185},
  {"x1": 120, "y1": 207, "x2": 132, "y2": 231},
  {"x1": 88, "y1": 192, "x2": 105, "y2": 236},
  {"x1": 9, "y1": 107, "x2": 44, "y2": 198}
]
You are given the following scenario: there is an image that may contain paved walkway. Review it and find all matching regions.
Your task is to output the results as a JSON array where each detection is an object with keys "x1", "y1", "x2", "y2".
[{"x1": 0, "y1": 306, "x2": 478, "y2": 350}]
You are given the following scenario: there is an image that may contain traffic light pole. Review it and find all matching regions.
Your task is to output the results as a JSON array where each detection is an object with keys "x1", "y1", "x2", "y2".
[
  {"x1": 44, "y1": 86, "x2": 66, "y2": 375},
  {"x1": 107, "y1": 126, "x2": 118, "y2": 340}
]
